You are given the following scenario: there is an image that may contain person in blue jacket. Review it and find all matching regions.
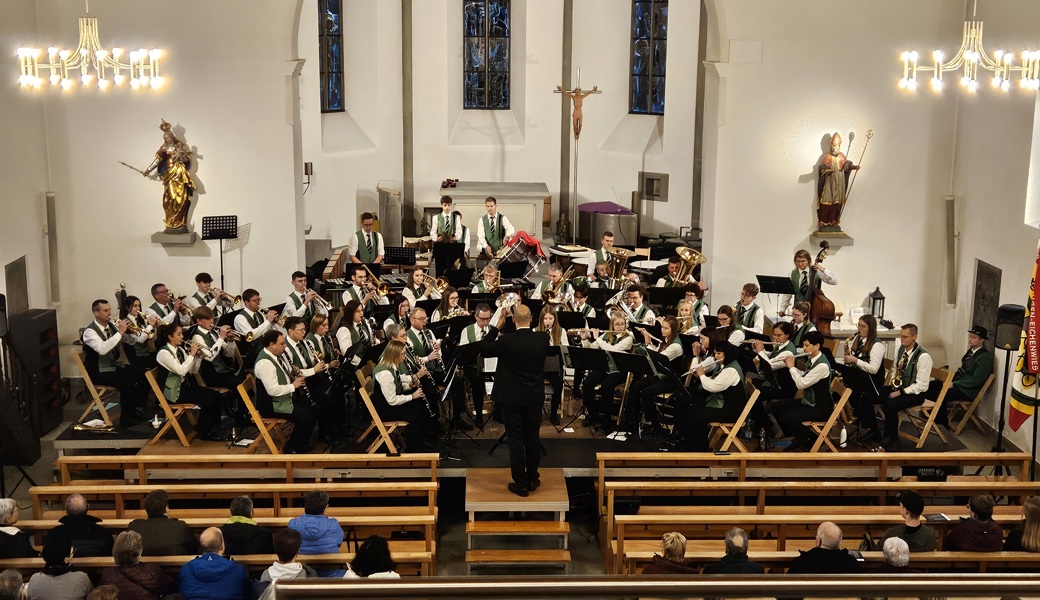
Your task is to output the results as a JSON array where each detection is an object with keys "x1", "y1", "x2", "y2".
[
  {"x1": 177, "y1": 528, "x2": 250, "y2": 600},
  {"x1": 287, "y1": 491, "x2": 345, "y2": 555}
]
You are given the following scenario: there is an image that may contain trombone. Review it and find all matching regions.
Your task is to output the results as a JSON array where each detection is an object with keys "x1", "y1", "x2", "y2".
[
  {"x1": 417, "y1": 271, "x2": 449, "y2": 294},
  {"x1": 362, "y1": 264, "x2": 391, "y2": 297},
  {"x1": 543, "y1": 266, "x2": 575, "y2": 306}
]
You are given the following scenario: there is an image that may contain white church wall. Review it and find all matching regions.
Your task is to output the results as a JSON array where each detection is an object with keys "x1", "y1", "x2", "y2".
[
  {"x1": 0, "y1": 0, "x2": 50, "y2": 308},
  {"x1": 19, "y1": 0, "x2": 303, "y2": 345},
  {"x1": 297, "y1": 0, "x2": 404, "y2": 245}
]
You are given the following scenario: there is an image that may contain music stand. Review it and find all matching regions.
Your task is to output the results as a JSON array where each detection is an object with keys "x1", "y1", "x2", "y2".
[
  {"x1": 586, "y1": 288, "x2": 616, "y2": 311},
  {"x1": 384, "y1": 246, "x2": 416, "y2": 267},
  {"x1": 757, "y1": 274, "x2": 796, "y2": 324},
  {"x1": 647, "y1": 286, "x2": 687, "y2": 312},
  {"x1": 466, "y1": 293, "x2": 498, "y2": 311},
  {"x1": 433, "y1": 242, "x2": 465, "y2": 277},
  {"x1": 498, "y1": 261, "x2": 528, "y2": 280},
  {"x1": 202, "y1": 215, "x2": 238, "y2": 290},
  {"x1": 446, "y1": 267, "x2": 474, "y2": 289},
  {"x1": 558, "y1": 311, "x2": 587, "y2": 331},
  {"x1": 629, "y1": 321, "x2": 663, "y2": 341}
]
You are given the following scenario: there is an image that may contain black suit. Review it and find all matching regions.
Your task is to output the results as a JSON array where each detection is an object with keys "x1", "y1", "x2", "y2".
[{"x1": 482, "y1": 327, "x2": 550, "y2": 487}]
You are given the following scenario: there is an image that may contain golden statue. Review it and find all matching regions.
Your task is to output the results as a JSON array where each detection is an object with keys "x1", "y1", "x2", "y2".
[{"x1": 143, "y1": 120, "x2": 196, "y2": 233}]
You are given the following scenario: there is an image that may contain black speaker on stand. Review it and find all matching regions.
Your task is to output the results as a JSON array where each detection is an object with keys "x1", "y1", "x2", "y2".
[{"x1": 990, "y1": 304, "x2": 1026, "y2": 475}]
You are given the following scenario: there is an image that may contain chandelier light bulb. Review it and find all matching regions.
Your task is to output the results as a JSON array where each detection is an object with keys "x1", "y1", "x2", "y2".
[
  {"x1": 1002, "y1": 80, "x2": 1011, "y2": 92},
  {"x1": 932, "y1": 50, "x2": 944, "y2": 62},
  {"x1": 98, "y1": 78, "x2": 109, "y2": 90},
  {"x1": 148, "y1": 49, "x2": 161, "y2": 60},
  {"x1": 900, "y1": 51, "x2": 910, "y2": 61},
  {"x1": 58, "y1": 49, "x2": 70, "y2": 60},
  {"x1": 898, "y1": 77, "x2": 908, "y2": 89},
  {"x1": 112, "y1": 47, "x2": 122, "y2": 57},
  {"x1": 909, "y1": 51, "x2": 919, "y2": 62},
  {"x1": 49, "y1": 73, "x2": 59, "y2": 85},
  {"x1": 931, "y1": 77, "x2": 943, "y2": 91},
  {"x1": 81, "y1": 73, "x2": 93, "y2": 85},
  {"x1": 150, "y1": 76, "x2": 163, "y2": 88},
  {"x1": 60, "y1": 78, "x2": 71, "y2": 90},
  {"x1": 130, "y1": 78, "x2": 140, "y2": 90},
  {"x1": 114, "y1": 73, "x2": 125, "y2": 85}
]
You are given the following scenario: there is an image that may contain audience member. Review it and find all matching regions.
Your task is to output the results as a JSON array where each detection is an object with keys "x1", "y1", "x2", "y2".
[
  {"x1": 256, "y1": 529, "x2": 316, "y2": 600},
  {"x1": 873, "y1": 537, "x2": 919, "y2": 574},
  {"x1": 288, "y1": 491, "x2": 344, "y2": 555},
  {"x1": 221, "y1": 496, "x2": 274, "y2": 556},
  {"x1": 0, "y1": 499, "x2": 38, "y2": 559},
  {"x1": 25, "y1": 541, "x2": 93, "y2": 600},
  {"x1": 703, "y1": 528, "x2": 764, "y2": 574},
  {"x1": 882, "y1": 491, "x2": 937, "y2": 552},
  {"x1": 177, "y1": 528, "x2": 251, "y2": 600},
  {"x1": 1004, "y1": 496, "x2": 1040, "y2": 552},
  {"x1": 786, "y1": 522, "x2": 861, "y2": 574},
  {"x1": 127, "y1": 490, "x2": 197, "y2": 556},
  {"x1": 44, "y1": 495, "x2": 114, "y2": 558},
  {"x1": 100, "y1": 531, "x2": 175, "y2": 600},
  {"x1": 945, "y1": 495, "x2": 1004, "y2": 552},
  {"x1": 86, "y1": 585, "x2": 119, "y2": 600},
  {"x1": 0, "y1": 569, "x2": 24, "y2": 600},
  {"x1": 640, "y1": 531, "x2": 699, "y2": 575},
  {"x1": 344, "y1": 535, "x2": 400, "y2": 579}
]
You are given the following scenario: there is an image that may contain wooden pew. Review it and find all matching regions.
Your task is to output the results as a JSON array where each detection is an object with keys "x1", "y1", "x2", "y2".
[{"x1": 53, "y1": 453, "x2": 440, "y2": 485}]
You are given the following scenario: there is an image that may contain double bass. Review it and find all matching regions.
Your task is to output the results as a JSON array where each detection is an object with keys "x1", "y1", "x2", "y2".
[{"x1": 809, "y1": 241, "x2": 836, "y2": 337}]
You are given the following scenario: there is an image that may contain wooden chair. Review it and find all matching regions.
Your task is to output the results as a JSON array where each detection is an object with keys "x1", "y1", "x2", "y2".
[
  {"x1": 236, "y1": 375, "x2": 289, "y2": 454},
  {"x1": 143, "y1": 368, "x2": 198, "y2": 447},
  {"x1": 946, "y1": 373, "x2": 996, "y2": 435},
  {"x1": 805, "y1": 387, "x2": 853, "y2": 453},
  {"x1": 355, "y1": 365, "x2": 407, "y2": 454},
  {"x1": 899, "y1": 368, "x2": 955, "y2": 448},
  {"x1": 708, "y1": 389, "x2": 761, "y2": 452},
  {"x1": 71, "y1": 352, "x2": 114, "y2": 426}
]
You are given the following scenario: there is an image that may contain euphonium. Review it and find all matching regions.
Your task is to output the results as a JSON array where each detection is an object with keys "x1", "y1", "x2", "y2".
[
  {"x1": 674, "y1": 246, "x2": 707, "y2": 286},
  {"x1": 446, "y1": 305, "x2": 470, "y2": 319}
]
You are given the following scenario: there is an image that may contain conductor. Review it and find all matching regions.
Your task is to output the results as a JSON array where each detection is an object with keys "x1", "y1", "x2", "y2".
[{"x1": 481, "y1": 304, "x2": 550, "y2": 497}]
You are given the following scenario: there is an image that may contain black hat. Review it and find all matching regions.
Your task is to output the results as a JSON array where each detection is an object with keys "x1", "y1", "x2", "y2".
[
  {"x1": 898, "y1": 491, "x2": 925, "y2": 516},
  {"x1": 967, "y1": 325, "x2": 989, "y2": 340}
]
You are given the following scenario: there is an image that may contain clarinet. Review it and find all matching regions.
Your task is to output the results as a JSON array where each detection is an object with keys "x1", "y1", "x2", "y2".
[
  {"x1": 282, "y1": 354, "x2": 315, "y2": 407},
  {"x1": 405, "y1": 349, "x2": 440, "y2": 418},
  {"x1": 305, "y1": 338, "x2": 334, "y2": 382}
]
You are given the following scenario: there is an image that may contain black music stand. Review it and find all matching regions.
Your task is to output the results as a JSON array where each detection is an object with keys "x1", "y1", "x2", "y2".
[
  {"x1": 466, "y1": 293, "x2": 498, "y2": 311},
  {"x1": 416, "y1": 299, "x2": 440, "y2": 315},
  {"x1": 629, "y1": 321, "x2": 663, "y2": 342},
  {"x1": 586, "y1": 288, "x2": 616, "y2": 311},
  {"x1": 647, "y1": 287, "x2": 686, "y2": 313},
  {"x1": 383, "y1": 246, "x2": 416, "y2": 267},
  {"x1": 558, "y1": 311, "x2": 587, "y2": 331},
  {"x1": 202, "y1": 215, "x2": 238, "y2": 290},
  {"x1": 498, "y1": 261, "x2": 528, "y2": 280},
  {"x1": 433, "y1": 242, "x2": 465, "y2": 277},
  {"x1": 524, "y1": 299, "x2": 545, "y2": 320},
  {"x1": 757, "y1": 275, "x2": 796, "y2": 323},
  {"x1": 446, "y1": 267, "x2": 474, "y2": 289}
]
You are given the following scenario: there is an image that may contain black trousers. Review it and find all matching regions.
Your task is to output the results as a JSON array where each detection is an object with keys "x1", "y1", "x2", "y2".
[
  {"x1": 688, "y1": 402, "x2": 743, "y2": 452},
  {"x1": 199, "y1": 362, "x2": 245, "y2": 392},
  {"x1": 583, "y1": 371, "x2": 626, "y2": 423},
  {"x1": 382, "y1": 400, "x2": 440, "y2": 451},
  {"x1": 307, "y1": 376, "x2": 348, "y2": 436},
  {"x1": 464, "y1": 364, "x2": 486, "y2": 426},
  {"x1": 772, "y1": 398, "x2": 829, "y2": 443},
  {"x1": 877, "y1": 386, "x2": 926, "y2": 441},
  {"x1": 175, "y1": 382, "x2": 224, "y2": 434},
  {"x1": 95, "y1": 368, "x2": 148, "y2": 418},
  {"x1": 619, "y1": 375, "x2": 673, "y2": 431},
  {"x1": 546, "y1": 372, "x2": 564, "y2": 416},
  {"x1": 747, "y1": 385, "x2": 789, "y2": 433},
  {"x1": 501, "y1": 404, "x2": 542, "y2": 487},
  {"x1": 274, "y1": 402, "x2": 316, "y2": 452},
  {"x1": 924, "y1": 380, "x2": 973, "y2": 425}
]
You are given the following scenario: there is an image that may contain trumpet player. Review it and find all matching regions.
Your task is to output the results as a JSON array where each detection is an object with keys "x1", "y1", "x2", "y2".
[
  {"x1": 235, "y1": 290, "x2": 280, "y2": 346},
  {"x1": 145, "y1": 283, "x2": 191, "y2": 326},
  {"x1": 184, "y1": 272, "x2": 223, "y2": 317},
  {"x1": 282, "y1": 271, "x2": 329, "y2": 325},
  {"x1": 120, "y1": 295, "x2": 158, "y2": 369},
  {"x1": 83, "y1": 299, "x2": 149, "y2": 423},
  {"x1": 431, "y1": 196, "x2": 461, "y2": 242},
  {"x1": 284, "y1": 317, "x2": 342, "y2": 445},
  {"x1": 340, "y1": 265, "x2": 388, "y2": 313},
  {"x1": 191, "y1": 306, "x2": 244, "y2": 390},
  {"x1": 154, "y1": 322, "x2": 225, "y2": 441},
  {"x1": 347, "y1": 212, "x2": 385, "y2": 264},
  {"x1": 255, "y1": 330, "x2": 314, "y2": 453},
  {"x1": 531, "y1": 264, "x2": 571, "y2": 301},
  {"x1": 402, "y1": 266, "x2": 442, "y2": 305},
  {"x1": 476, "y1": 196, "x2": 515, "y2": 258}
]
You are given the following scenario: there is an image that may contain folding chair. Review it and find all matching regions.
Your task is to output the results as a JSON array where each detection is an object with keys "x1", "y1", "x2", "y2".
[
  {"x1": 709, "y1": 389, "x2": 761, "y2": 452},
  {"x1": 236, "y1": 375, "x2": 289, "y2": 454},
  {"x1": 355, "y1": 365, "x2": 408, "y2": 454},
  {"x1": 948, "y1": 373, "x2": 996, "y2": 436},
  {"x1": 71, "y1": 352, "x2": 114, "y2": 426},
  {"x1": 805, "y1": 387, "x2": 853, "y2": 453},
  {"x1": 900, "y1": 368, "x2": 956, "y2": 448},
  {"x1": 143, "y1": 368, "x2": 198, "y2": 447}
]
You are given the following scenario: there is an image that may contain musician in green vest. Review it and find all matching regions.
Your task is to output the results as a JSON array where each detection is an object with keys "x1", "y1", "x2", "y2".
[
  {"x1": 184, "y1": 272, "x2": 225, "y2": 318},
  {"x1": 735, "y1": 283, "x2": 764, "y2": 334},
  {"x1": 779, "y1": 249, "x2": 837, "y2": 318},
  {"x1": 594, "y1": 231, "x2": 614, "y2": 264},
  {"x1": 190, "y1": 306, "x2": 244, "y2": 390},
  {"x1": 687, "y1": 340, "x2": 748, "y2": 451},
  {"x1": 339, "y1": 265, "x2": 388, "y2": 314},
  {"x1": 154, "y1": 322, "x2": 225, "y2": 440},
  {"x1": 254, "y1": 330, "x2": 314, "y2": 453},
  {"x1": 878, "y1": 323, "x2": 933, "y2": 451},
  {"x1": 82, "y1": 299, "x2": 148, "y2": 423},
  {"x1": 281, "y1": 270, "x2": 328, "y2": 325},
  {"x1": 348, "y1": 212, "x2": 384, "y2": 264},
  {"x1": 927, "y1": 325, "x2": 994, "y2": 428},
  {"x1": 772, "y1": 330, "x2": 833, "y2": 450},
  {"x1": 789, "y1": 301, "x2": 817, "y2": 347},
  {"x1": 476, "y1": 197, "x2": 515, "y2": 258},
  {"x1": 748, "y1": 321, "x2": 797, "y2": 434},
  {"x1": 233, "y1": 289, "x2": 279, "y2": 364},
  {"x1": 144, "y1": 282, "x2": 191, "y2": 326},
  {"x1": 431, "y1": 196, "x2": 461, "y2": 242}
]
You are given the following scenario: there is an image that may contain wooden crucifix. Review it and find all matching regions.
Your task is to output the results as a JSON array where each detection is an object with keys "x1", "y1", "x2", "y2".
[{"x1": 554, "y1": 68, "x2": 602, "y2": 243}]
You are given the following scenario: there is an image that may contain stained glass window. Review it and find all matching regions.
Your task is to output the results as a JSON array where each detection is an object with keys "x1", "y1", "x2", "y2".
[
  {"x1": 630, "y1": 0, "x2": 667, "y2": 115},
  {"x1": 319, "y1": 0, "x2": 344, "y2": 113},
  {"x1": 464, "y1": 0, "x2": 510, "y2": 110}
]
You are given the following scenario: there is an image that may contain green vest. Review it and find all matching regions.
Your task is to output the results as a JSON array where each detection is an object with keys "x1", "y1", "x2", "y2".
[
  {"x1": 483, "y1": 214, "x2": 504, "y2": 251},
  {"x1": 894, "y1": 345, "x2": 928, "y2": 391},
  {"x1": 577, "y1": 303, "x2": 594, "y2": 318},
  {"x1": 306, "y1": 333, "x2": 333, "y2": 360},
  {"x1": 435, "y1": 212, "x2": 455, "y2": 238},
  {"x1": 736, "y1": 303, "x2": 759, "y2": 329},
  {"x1": 356, "y1": 229, "x2": 378, "y2": 263},
  {"x1": 286, "y1": 340, "x2": 313, "y2": 370},
  {"x1": 633, "y1": 304, "x2": 650, "y2": 322},
  {"x1": 198, "y1": 329, "x2": 231, "y2": 373},
  {"x1": 246, "y1": 309, "x2": 263, "y2": 328},
  {"x1": 158, "y1": 344, "x2": 186, "y2": 403},
  {"x1": 192, "y1": 291, "x2": 213, "y2": 307},
  {"x1": 407, "y1": 329, "x2": 441, "y2": 372},
  {"x1": 792, "y1": 322, "x2": 813, "y2": 347},
  {"x1": 255, "y1": 352, "x2": 293, "y2": 414},
  {"x1": 289, "y1": 292, "x2": 316, "y2": 325},
  {"x1": 770, "y1": 341, "x2": 796, "y2": 359},
  {"x1": 692, "y1": 300, "x2": 707, "y2": 325},
  {"x1": 372, "y1": 363, "x2": 404, "y2": 406},
  {"x1": 801, "y1": 352, "x2": 833, "y2": 408},
  {"x1": 595, "y1": 248, "x2": 609, "y2": 264},
  {"x1": 790, "y1": 268, "x2": 817, "y2": 303},
  {"x1": 706, "y1": 361, "x2": 745, "y2": 409},
  {"x1": 85, "y1": 321, "x2": 119, "y2": 373},
  {"x1": 130, "y1": 318, "x2": 152, "y2": 356},
  {"x1": 150, "y1": 301, "x2": 173, "y2": 318}
]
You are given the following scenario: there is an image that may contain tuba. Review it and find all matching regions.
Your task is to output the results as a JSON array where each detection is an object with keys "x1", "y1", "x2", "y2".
[
  {"x1": 674, "y1": 246, "x2": 707, "y2": 286},
  {"x1": 605, "y1": 248, "x2": 637, "y2": 290},
  {"x1": 604, "y1": 289, "x2": 637, "y2": 322}
]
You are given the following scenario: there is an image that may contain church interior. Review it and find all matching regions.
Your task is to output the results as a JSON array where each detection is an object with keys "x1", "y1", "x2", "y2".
[{"x1": 3, "y1": 0, "x2": 1040, "y2": 594}]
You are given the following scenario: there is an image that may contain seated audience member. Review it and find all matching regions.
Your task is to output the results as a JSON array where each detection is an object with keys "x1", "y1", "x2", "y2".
[
  {"x1": 945, "y1": 495, "x2": 1004, "y2": 552},
  {"x1": 1004, "y1": 496, "x2": 1040, "y2": 551},
  {"x1": 86, "y1": 586, "x2": 119, "y2": 600},
  {"x1": 882, "y1": 491, "x2": 937, "y2": 552},
  {"x1": 221, "y1": 496, "x2": 274, "y2": 556},
  {"x1": 640, "y1": 531, "x2": 699, "y2": 575},
  {"x1": 0, "y1": 499, "x2": 38, "y2": 559},
  {"x1": 703, "y1": 527, "x2": 764, "y2": 575},
  {"x1": 344, "y1": 535, "x2": 401, "y2": 579},
  {"x1": 44, "y1": 494, "x2": 114, "y2": 558},
  {"x1": 128, "y1": 490, "x2": 197, "y2": 556},
  {"x1": 256, "y1": 529, "x2": 316, "y2": 600},
  {"x1": 288, "y1": 491, "x2": 345, "y2": 555},
  {"x1": 178, "y1": 528, "x2": 250, "y2": 600},
  {"x1": 0, "y1": 569, "x2": 24, "y2": 600},
  {"x1": 25, "y1": 541, "x2": 93, "y2": 600},
  {"x1": 100, "y1": 531, "x2": 175, "y2": 600},
  {"x1": 873, "y1": 537, "x2": 919, "y2": 574},
  {"x1": 786, "y1": 522, "x2": 861, "y2": 574}
]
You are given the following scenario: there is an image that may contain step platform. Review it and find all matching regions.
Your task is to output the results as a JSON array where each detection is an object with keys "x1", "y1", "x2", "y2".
[{"x1": 464, "y1": 468, "x2": 569, "y2": 515}]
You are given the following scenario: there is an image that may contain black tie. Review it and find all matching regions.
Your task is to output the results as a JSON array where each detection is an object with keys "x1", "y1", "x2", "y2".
[
  {"x1": 480, "y1": 327, "x2": 487, "y2": 339},
  {"x1": 799, "y1": 271, "x2": 809, "y2": 296},
  {"x1": 176, "y1": 348, "x2": 186, "y2": 363},
  {"x1": 962, "y1": 349, "x2": 973, "y2": 363},
  {"x1": 737, "y1": 305, "x2": 746, "y2": 322},
  {"x1": 366, "y1": 233, "x2": 373, "y2": 256}
]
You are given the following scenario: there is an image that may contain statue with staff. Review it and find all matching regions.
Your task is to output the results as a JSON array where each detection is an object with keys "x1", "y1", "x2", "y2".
[
  {"x1": 816, "y1": 129, "x2": 873, "y2": 233},
  {"x1": 120, "y1": 119, "x2": 197, "y2": 233}
]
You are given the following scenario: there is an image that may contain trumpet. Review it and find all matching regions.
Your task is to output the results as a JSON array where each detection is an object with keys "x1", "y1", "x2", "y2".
[
  {"x1": 417, "y1": 271, "x2": 449, "y2": 294},
  {"x1": 224, "y1": 330, "x2": 242, "y2": 343},
  {"x1": 172, "y1": 293, "x2": 194, "y2": 316},
  {"x1": 125, "y1": 321, "x2": 156, "y2": 340},
  {"x1": 307, "y1": 288, "x2": 334, "y2": 310},
  {"x1": 216, "y1": 291, "x2": 242, "y2": 308},
  {"x1": 362, "y1": 264, "x2": 391, "y2": 297}
]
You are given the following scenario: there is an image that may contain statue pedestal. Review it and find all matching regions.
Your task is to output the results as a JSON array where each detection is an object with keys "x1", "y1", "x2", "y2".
[
  {"x1": 811, "y1": 230, "x2": 854, "y2": 248},
  {"x1": 151, "y1": 231, "x2": 198, "y2": 245}
]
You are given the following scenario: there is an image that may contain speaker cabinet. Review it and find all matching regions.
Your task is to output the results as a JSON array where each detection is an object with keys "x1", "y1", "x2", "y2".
[
  {"x1": 995, "y1": 304, "x2": 1027, "y2": 351},
  {"x1": 7, "y1": 309, "x2": 63, "y2": 434}
]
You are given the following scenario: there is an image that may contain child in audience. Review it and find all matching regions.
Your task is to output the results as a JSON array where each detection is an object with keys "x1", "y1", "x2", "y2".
[
  {"x1": 344, "y1": 535, "x2": 400, "y2": 579},
  {"x1": 257, "y1": 529, "x2": 317, "y2": 600}
]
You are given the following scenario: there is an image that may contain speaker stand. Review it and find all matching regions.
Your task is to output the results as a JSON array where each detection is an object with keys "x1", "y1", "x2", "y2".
[{"x1": 0, "y1": 463, "x2": 37, "y2": 498}]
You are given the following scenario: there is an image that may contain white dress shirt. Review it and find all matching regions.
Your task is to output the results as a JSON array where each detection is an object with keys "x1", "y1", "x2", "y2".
[
  {"x1": 897, "y1": 346, "x2": 934, "y2": 396},
  {"x1": 145, "y1": 301, "x2": 191, "y2": 326},
  {"x1": 285, "y1": 337, "x2": 317, "y2": 377},
  {"x1": 82, "y1": 319, "x2": 123, "y2": 357},
  {"x1": 347, "y1": 230, "x2": 385, "y2": 261},
  {"x1": 431, "y1": 211, "x2": 462, "y2": 241},
  {"x1": 727, "y1": 329, "x2": 746, "y2": 345},
  {"x1": 401, "y1": 285, "x2": 441, "y2": 306},
  {"x1": 789, "y1": 353, "x2": 831, "y2": 390},
  {"x1": 700, "y1": 366, "x2": 741, "y2": 393},
  {"x1": 842, "y1": 338, "x2": 886, "y2": 375},
  {"x1": 374, "y1": 365, "x2": 416, "y2": 407},
  {"x1": 282, "y1": 290, "x2": 329, "y2": 320},
  {"x1": 192, "y1": 327, "x2": 234, "y2": 362},
  {"x1": 254, "y1": 349, "x2": 296, "y2": 397},
  {"x1": 476, "y1": 212, "x2": 516, "y2": 254},
  {"x1": 779, "y1": 267, "x2": 838, "y2": 314},
  {"x1": 757, "y1": 346, "x2": 795, "y2": 370},
  {"x1": 736, "y1": 301, "x2": 765, "y2": 334},
  {"x1": 155, "y1": 343, "x2": 198, "y2": 376},
  {"x1": 341, "y1": 284, "x2": 390, "y2": 308},
  {"x1": 584, "y1": 332, "x2": 633, "y2": 352},
  {"x1": 235, "y1": 308, "x2": 273, "y2": 339}
]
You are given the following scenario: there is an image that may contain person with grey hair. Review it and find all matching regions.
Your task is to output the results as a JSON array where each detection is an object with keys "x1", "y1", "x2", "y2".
[
  {"x1": 945, "y1": 494, "x2": 1004, "y2": 551},
  {"x1": 787, "y1": 522, "x2": 861, "y2": 574},
  {"x1": 0, "y1": 569, "x2": 24, "y2": 600},
  {"x1": 0, "y1": 499, "x2": 38, "y2": 559},
  {"x1": 641, "y1": 531, "x2": 699, "y2": 574},
  {"x1": 873, "y1": 537, "x2": 921, "y2": 574},
  {"x1": 221, "y1": 496, "x2": 273, "y2": 556},
  {"x1": 703, "y1": 527, "x2": 765, "y2": 574},
  {"x1": 44, "y1": 494, "x2": 113, "y2": 558},
  {"x1": 100, "y1": 531, "x2": 174, "y2": 600},
  {"x1": 178, "y1": 528, "x2": 250, "y2": 600}
]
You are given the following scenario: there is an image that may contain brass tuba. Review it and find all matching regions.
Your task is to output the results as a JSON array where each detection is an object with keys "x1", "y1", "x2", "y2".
[
  {"x1": 604, "y1": 289, "x2": 637, "y2": 322},
  {"x1": 605, "y1": 248, "x2": 637, "y2": 290},
  {"x1": 673, "y1": 246, "x2": 707, "y2": 287}
]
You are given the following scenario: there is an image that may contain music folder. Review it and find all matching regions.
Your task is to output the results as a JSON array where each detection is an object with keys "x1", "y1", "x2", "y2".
[
  {"x1": 629, "y1": 321, "x2": 663, "y2": 339},
  {"x1": 432, "y1": 242, "x2": 465, "y2": 277},
  {"x1": 563, "y1": 345, "x2": 610, "y2": 373},
  {"x1": 757, "y1": 274, "x2": 796, "y2": 296},
  {"x1": 558, "y1": 311, "x2": 587, "y2": 331},
  {"x1": 609, "y1": 351, "x2": 657, "y2": 377}
]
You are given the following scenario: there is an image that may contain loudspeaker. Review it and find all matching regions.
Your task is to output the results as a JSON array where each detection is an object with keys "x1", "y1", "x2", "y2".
[
  {"x1": 995, "y1": 304, "x2": 1027, "y2": 350},
  {"x1": 0, "y1": 294, "x2": 6, "y2": 337}
]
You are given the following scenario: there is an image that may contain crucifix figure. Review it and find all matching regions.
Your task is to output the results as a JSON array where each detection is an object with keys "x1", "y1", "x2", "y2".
[{"x1": 556, "y1": 85, "x2": 599, "y2": 140}]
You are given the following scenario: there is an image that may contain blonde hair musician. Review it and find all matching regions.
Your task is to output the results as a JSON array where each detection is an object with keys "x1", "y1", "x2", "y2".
[
  {"x1": 537, "y1": 305, "x2": 568, "y2": 425},
  {"x1": 578, "y1": 312, "x2": 632, "y2": 432},
  {"x1": 614, "y1": 315, "x2": 685, "y2": 440},
  {"x1": 371, "y1": 340, "x2": 439, "y2": 452}
]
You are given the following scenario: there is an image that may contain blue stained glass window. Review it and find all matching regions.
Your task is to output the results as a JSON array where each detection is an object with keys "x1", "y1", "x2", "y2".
[
  {"x1": 319, "y1": 0, "x2": 344, "y2": 113},
  {"x1": 464, "y1": 0, "x2": 510, "y2": 109},
  {"x1": 630, "y1": 0, "x2": 667, "y2": 115}
]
